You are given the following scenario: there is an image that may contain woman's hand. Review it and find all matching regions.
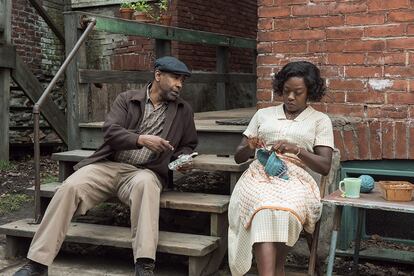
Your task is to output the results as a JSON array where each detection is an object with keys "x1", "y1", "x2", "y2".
[
  {"x1": 271, "y1": 140, "x2": 300, "y2": 155},
  {"x1": 247, "y1": 136, "x2": 266, "y2": 150}
]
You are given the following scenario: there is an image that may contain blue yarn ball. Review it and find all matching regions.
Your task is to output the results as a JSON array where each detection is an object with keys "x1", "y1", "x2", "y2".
[{"x1": 359, "y1": 175, "x2": 375, "y2": 193}]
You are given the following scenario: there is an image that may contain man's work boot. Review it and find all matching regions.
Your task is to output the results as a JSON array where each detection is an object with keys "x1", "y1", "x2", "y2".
[
  {"x1": 13, "y1": 260, "x2": 48, "y2": 276},
  {"x1": 135, "y1": 258, "x2": 155, "y2": 276}
]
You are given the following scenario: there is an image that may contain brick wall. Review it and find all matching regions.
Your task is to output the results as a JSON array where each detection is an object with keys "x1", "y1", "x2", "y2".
[
  {"x1": 257, "y1": 0, "x2": 414, "y2": 161},
  {"x1": 175, "y1": 0, "x2": 257, "y2": 72}
]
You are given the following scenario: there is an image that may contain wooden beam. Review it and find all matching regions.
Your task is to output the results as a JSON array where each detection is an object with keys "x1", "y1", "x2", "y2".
[
  {"x1": 79, "y1": 69, "x2": 256, "y2": 84},
  {"x1": 11, "y1": 55, "x2": 68, "y2": 144},
  {"x1": 67, "y1": 11, "x2": 256, "y2": 49},
  {"x1": 0, "y1": 45, "x2": 16, "y2": 69},
  {"x1": 155, "y1": 39, "x2": 171, "y2": 58},
  {"x1": 0, "y1": 0, "x2": 11, "y2": 161},
  {"x1": 27, "y1": 0, "x2": 65, "y2": 45},
  {"x1": 216, "y1": 47, "x2": 228, "y2": 110}
]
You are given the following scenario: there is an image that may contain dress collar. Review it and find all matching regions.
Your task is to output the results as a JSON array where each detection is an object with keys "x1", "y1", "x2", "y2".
[{"x1": 274, "y1": 104, "x2": 315, "y2": 122}]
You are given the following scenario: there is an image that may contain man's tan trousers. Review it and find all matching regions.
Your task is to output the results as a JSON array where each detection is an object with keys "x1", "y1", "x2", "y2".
[{"x1": 27, "y1": 161, "x2": 162, "y2": 266}]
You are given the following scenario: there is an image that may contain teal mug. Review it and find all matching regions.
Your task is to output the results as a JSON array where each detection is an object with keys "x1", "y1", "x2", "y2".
[{"x1": 339, "y1": 178, "x2": 361, "y2": 198}]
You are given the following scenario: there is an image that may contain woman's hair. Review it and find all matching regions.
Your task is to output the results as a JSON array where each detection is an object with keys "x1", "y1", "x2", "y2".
[{"x1": 272, "y1": 61, "x2": 326, "y2": 102}]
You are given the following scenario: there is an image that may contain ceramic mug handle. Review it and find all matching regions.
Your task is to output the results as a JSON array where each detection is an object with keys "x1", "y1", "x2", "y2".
[{"x1": 339, "y1": 180, "x2": 345, "y2": 194}]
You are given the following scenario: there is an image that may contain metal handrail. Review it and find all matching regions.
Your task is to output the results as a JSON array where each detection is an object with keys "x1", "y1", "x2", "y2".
[{"x1": 33, "y1": 18, "x2": 96, "y2": 223}]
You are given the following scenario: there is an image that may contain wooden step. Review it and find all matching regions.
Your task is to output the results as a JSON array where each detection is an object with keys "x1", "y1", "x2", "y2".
[
  {"x1": 28, "y1": 183, "x2": 229, "y2": 214},
  {"x1": 52, "y1": 150, "x2": 251, "y2": 172},
  {"x1": 79, "y1": 119, "x2": 246, "y2": 154},
  {"x1": 0, "y1": 219, "x2": 219, "y2": 257}
]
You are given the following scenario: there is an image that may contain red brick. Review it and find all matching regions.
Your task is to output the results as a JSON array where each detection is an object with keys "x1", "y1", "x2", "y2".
[
  {"x1": 388, "y1": 11, "x2": 414, "y2": 22},
  {"x1": 395, "y1": 121, "x2": 408, "y2": 159},
  {"x1": 257, "y1": 42, "x2": 272, "y2": 54},
  {"x1": 308, "y1": 40, "x2": 345, "y2": 53},
  {"x1": 289, "y1": 18, "x2": 309, "y2": 29},
  {"x1": 410, "y1": 80, "x2": 414, "y2": 92},
  {"x1": 347, "y1": 92, "x2": 385, "y2": 104},
  {"x1": 310, "y1": 103, "x2": 326, "y2": 113},
  {"x1": 257, "y1": 55, "x2": 285, "y2": 66},
  {"x1": 326, "y1": 27, "x2": 363, "y2": 39},
  {"x1": 273, "y1": 42, "x2": 307, "y2": 53},
  {"x1": 389, "y1": 80, "x2": 408, "y2": 92},
  {"x1": 278, "y1": 0, "x2": 309, "y2": 5},
  {"x1": 368, "y1": 0, "x2": 410, "y2": 11},
  {"x1": 309, "y1": 16, "x2": 345, "y2": 28},
  {"x1": 320, "y1": 66, "x2": 342, "y2": 78},
  {"x1": 327, "y1": 53, "x2": 365, "y2": 65},
  {"x1": 408, "y1": 24, "x2": 414, "y2": 35},
  {"x1": 345, "y1": 66, "x2": 382, "y2": 78},
  {"x1": 257, "y1": 102, "x2": 277, "y2": 109},
  {"x1": 387, "y1": 38, "x2": 414, "y2": 50},
  {"x1": 257, "y1": 66, "x2": 273, "y2": 78},
  {"x1": 369, "y1": 120, "x2": 382, "y2": 159},
  {"x1": 258, "y1": 30, "x2": 290, "y2": 41},
  {"x1": 410, "y1": 53, "x2": 414, "y2": 64},
  {"x1": 327, "y1": 103, "x2": 364, "y2": 117},
  {"x1": 356, "y1": 122, "x2": 370, "y2": 160},
  {"x1": 367, "y1": 106, "x2": 382, "y2": 118},
  {"x1": 381, "y1": 121, "x2": 395, "y2": 159},
  {"x1": 410, "y1": 122, "x2": 414, "y2": 159},
  {"x1": 328, "y1": 2, "x2": 367, "y2": 14},
  {"x1": 365, "y1": 53, "x2": 406, "y2": 65},
  {"x1": 346, "y1": 14, "x2": 385, "y2": 26},
  {"x1": 387, "y1": 92, "x2": 414, "y2": 104},
  {"x1": 258, "y1": 0, "x2": 274, "y2": 6},
  {"x1": 273, "y1": 18, "x2": 291, "y2": 30},
  {"x1": 258, "y1": 18, "x2": 273, "y2": 30},
  {"x1": 385, "y1": 66, "x2": 414, "y2": 78},
  {"x1": 259, "y1": 6, "x2": 291, "y2": 18},
  {"x1": 329, "y1": 79, "x2": 365, "y2": 91},
  {"x1": 343, "y1": 128, "x2": 359, "y2": 160},
  {"x1": 257, "y1": 78, "x2": 273, "y2": 89},
  {"x1": 292, "y1": 4, "x2": 329, "y2": 16},
  {"x1": 257, "y1": 91, "x2": 273, "y2": 101},
  {"x1": 290, "y1": 29, "x2": 326, "y2": 40},
  {"x1": 365, "y1": 24, "x2": 405, "y2": 38},
  {"x1": 321, "y1": 91, "x2": 346, "y2": 103},
  {"x1": 344, "y1": 40, "x2": 385, "y2": 52},
  {"x1": 333, "y1": 129, "x2": 347, "y2": 161}
]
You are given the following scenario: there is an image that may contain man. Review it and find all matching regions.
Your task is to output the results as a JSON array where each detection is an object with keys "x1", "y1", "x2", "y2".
[{"x1": 14, "y1": 56, "x2": 198, "y2": 276}]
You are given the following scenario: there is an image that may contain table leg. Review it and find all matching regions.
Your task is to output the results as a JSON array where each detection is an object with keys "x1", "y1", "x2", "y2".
[
  {"x1": 353, "y1": 208, "x2": 364, "y2": 274},
  {"x1": 326, "y1": 205, "x2": 343, "y2": 276}
]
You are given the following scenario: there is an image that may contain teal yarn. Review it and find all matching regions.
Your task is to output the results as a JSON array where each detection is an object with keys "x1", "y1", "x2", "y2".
[
  {"x1": 359, "y1": 175, "x2": 375, "y2": 193},
  {"x1": 257, "y1": 149, "x2": 289, "y2": 179}
]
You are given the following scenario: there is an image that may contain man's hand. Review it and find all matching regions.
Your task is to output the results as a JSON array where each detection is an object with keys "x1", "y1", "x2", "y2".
[{"x1": 137, "y1": 135, "x2": 174, "y2": 153}]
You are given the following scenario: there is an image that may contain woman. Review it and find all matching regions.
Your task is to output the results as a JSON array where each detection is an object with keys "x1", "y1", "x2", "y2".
[{"x1": 228, "y1": 61, "x2": 334, "y2": 276}]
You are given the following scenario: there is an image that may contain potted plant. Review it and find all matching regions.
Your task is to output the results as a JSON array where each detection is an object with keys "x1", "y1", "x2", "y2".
[
  {"x1": 133, "y1": 0, "x2": 154, "y2": 22},
  {"x1": 119, "y1": 2, "x2": 135, "y2": 20},
  {"x1": 158, "y1": 0, "x2": 172, "y2": 26}
]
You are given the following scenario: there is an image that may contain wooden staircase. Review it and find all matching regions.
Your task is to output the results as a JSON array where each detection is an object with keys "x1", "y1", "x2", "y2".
[{"x1": 0, "y1": 111, "x2": 254, "y2": 275}]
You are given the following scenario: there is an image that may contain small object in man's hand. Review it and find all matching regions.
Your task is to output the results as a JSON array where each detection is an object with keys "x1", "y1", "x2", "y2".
[{"x1": 168, "y1": 152, "x2": 198, "y2": 171}]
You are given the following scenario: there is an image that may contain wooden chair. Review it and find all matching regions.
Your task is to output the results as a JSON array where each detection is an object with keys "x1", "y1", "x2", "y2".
[{"x1": 306, "y1": 150, "x2": 340, "y2": 276}]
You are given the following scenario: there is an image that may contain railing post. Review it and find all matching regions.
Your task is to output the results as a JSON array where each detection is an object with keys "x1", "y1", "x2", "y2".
[
  {"x1": 0, "y1": 0, "x2": 11, "y2": 161},
  {"x1": 216, "y1": 46, "x2": 228, "y2": 110},
  {"x1": 65, "y1": 13, "x2": 88, "y2": 150}
]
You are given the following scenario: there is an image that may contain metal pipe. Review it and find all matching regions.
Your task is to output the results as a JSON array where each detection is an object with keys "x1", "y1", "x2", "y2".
[{"x1": 32, "y1": 18, "x2": 96, "y2": 223}]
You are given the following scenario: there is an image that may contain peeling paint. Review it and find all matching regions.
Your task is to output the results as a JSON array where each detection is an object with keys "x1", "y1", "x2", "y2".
[{"x1": 368, "y1": 79, "x2": 393, "y2": 91}]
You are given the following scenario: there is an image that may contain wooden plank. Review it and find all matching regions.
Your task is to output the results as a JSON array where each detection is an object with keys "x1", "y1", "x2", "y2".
[
  {"x1": 67, "y1": 11, "x2": 256, "y2": 49},
  {"x1": 27, "y1": 0, "x2": 65, "y2": 44},
  {"x1": 155, "y1": 39, "x2": 171, "y2": 57},
  {"x1": 0, "y1": 0, "x2": 11, "y2": 161},
  {"x1": 27, "y1": 183, "x2": 230, "y2": 213},
  {"x1": 322, "y1": 186, "x2": 414, "y2": 214},
  {"x1": 10, "y1": 55, "x2": 68, "y2": 144},
  {"x1": 79, "y1": 69, "x2": 256, "y2": 84},
  {"x1": 0, "y1": 219, "x2": 220, "y2": 257},
  {"x1": 0, "y1": 44, "x2": 15, "y2": 69},
  {"x1": 193, "y1": 155, "x2": 252, "y2": 172},
  {"x1": 71, "y1": 0, "x2": 135, "y2": 8},
  {"x1": 336, "y1": 247, "x2": 414, "y2": 264},
  {"x1": 216, "y1": 47, "x2": 228, "y2": 110}
]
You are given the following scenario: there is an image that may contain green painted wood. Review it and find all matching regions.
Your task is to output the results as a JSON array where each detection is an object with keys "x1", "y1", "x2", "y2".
[
  {"x1": 0, "y1": 219, "x2": 220, "y2": 257},
  {"x1": 0, "y1": 44, "x2": 15, "y2": 69},
  {"x1": 78, "y1": 69, "x2": 256, "y2": 84},
  {"x1": 11, "y1": 55, "x2": 68, "y2": 144},
  {"x1": 216, "y1": 47, "x2": 228, "y2": 110},
  {"x1": 67, "y1": 11, "x2": 256, "y2": 49}
]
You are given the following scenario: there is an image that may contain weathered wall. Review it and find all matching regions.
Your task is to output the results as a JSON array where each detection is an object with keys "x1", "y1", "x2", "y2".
[
  {"x1": 257, "y1": 0, "x2": 414, "y2": 161},
  {"x1": 10, "y1": 0, "x2": 65, "y2": 144}
]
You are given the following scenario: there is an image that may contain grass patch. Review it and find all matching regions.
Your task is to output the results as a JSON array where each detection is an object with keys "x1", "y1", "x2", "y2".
[
  {"x1": 0, "y1": 193, "x2": 32, "y2": 215},
  {"x1": 42, "y1": 174, "x2": 58, "y2": 183},
  {"x1": 0, "y1": 160, "x2": 14, "y2": 171}
]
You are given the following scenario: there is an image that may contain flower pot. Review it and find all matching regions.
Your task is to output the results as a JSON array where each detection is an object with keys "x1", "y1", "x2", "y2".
[
  {"x1": 134, "y1": 12, "x2": 154, "y2": 23},
  {"x1": 159, "y1": 14, "x2": 172, "y2": 26},
  {"x1": 119, "y1": 8, "x2": 134, "y2": 20}
]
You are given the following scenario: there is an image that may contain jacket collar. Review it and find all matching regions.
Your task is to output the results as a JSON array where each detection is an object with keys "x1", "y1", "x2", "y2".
[{"x1": 131, "y1": 82, "x2": 184, "y2": 106}]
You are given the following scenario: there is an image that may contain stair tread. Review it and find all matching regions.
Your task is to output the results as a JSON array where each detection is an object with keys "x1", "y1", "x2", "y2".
[
  {"x1": 52, "y1": 150, "x2": 252, "y2": 172},
  {"x1": 28, "y1": 183, "x2": 229, "y2": 213},
  {"x1": 0, "y1": 219, "x2": 219, "y2": 257}
]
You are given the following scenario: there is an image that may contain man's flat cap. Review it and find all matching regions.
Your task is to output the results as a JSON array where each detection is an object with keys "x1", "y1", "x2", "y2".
[{"x1": 154, "y1": 56, "x2": 191, "y2": 77}]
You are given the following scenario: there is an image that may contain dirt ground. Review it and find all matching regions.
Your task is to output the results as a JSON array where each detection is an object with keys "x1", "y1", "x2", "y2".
[{"x1": 1, "y1": 154, "x2": 414, "y2": 275}]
